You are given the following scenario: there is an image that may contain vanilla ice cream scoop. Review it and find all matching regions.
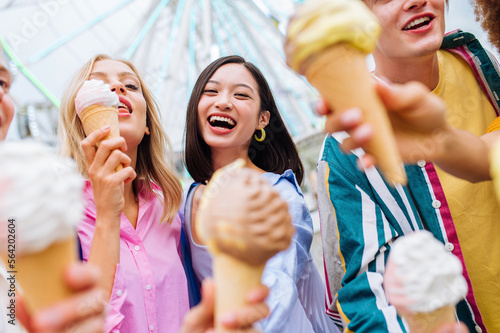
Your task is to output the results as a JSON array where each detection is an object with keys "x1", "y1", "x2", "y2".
[
  {"x1": 0, "y1": 141, "x2": 84, "y2": 256},
  {"x1": 75, "y1": 79, "x2": 119, "y2": 115},
  {"x1": 285, "y1": 0, "x2": 381, "y2": 74},
  {"x1": 384, "y1": 230, "x2": 467, "y2": 314}
]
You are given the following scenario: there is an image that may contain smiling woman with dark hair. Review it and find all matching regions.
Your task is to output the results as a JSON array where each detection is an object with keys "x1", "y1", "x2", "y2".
[
  {"x1": 183, "y1": 55, "x2": 338, "y2": 333},
  {"x1": 184, "y1": 55, "x2": 304, "y2": 185},
  {"x1": 474, "y1": 0, "x2": 500, "y2": 51}
]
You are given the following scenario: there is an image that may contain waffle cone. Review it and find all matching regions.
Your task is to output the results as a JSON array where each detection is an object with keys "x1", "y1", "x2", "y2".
[
  {"x1": 401, "y1": 305, "x2": 456, "y2": 333},
  {"x1": 15, "y1": 237, "x2": 77, "y2": 314},
  {"x1": 79, "y1": 105, "x2": 123, "y2": 171},
  {"x1": 80, "y1": 105, "x2": 119, "y2": 140},
  {"x1": 305, "y1": 43, "x2": 406, "y2": 185},
  {"x1": 213, "y1": 253, "x2": 265, "y2": 332}
]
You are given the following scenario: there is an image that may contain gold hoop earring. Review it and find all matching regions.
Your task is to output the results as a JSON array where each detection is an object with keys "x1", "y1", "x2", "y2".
[{"x1": 254, "y1": 128, "x2": 266, "y2": 142}]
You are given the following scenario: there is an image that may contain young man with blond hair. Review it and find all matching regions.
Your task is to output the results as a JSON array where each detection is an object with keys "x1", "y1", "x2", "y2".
[{"x1": 318, "y1": 0, "x2": 500, "y2": 331}]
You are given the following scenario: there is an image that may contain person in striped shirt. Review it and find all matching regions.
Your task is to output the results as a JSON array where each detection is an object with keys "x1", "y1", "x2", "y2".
[{"x1": 316, "y1": 0, "x2": 500, "y2": 332}]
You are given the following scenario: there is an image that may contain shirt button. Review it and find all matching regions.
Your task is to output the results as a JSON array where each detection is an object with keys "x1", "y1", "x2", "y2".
[
  {"x1": 432, "y1": 200, "x2": 441, "y2": 209},
  {"x1": 116, "y1": 289, "x2": 123, "y2": 297},
  {"x1": 146, "y1": 284, "x2": 151, "y2": 290},
  {"x1": 149, "y1": 325, "x2": 155, "y2": 331},
  {"x1": 475, "y1": 325, "x2": 483, "y2": 333},
  {"x1": 444, "y1": 243, "x2": 454, "y2": 252},
  {"x1": 417, "y1": 160, "x2": 426, "y2": 168},
  {"x1": 134, "y1": 245, "x2": 140, "y2": 251}
]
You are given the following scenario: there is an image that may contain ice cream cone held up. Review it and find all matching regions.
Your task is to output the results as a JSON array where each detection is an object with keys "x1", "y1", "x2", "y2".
[
  {"x1": 285, "y1": 0, "x2": 406, "y2": 185},
  {"x1": 75, "y1": 79, "x2": 123, "y2": 171},
  {"x1": 196, "y1": 159, "x2": 294, "y2": 331}
]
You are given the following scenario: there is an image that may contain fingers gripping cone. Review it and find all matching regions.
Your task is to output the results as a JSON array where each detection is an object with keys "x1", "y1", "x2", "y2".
[
  {"x1": 285, "y1": 0, "x2": 406, "y2": 185},
  {"x1": 196, "y1": 159, "x2": 293, "y2": 331},
  {"x1": 305, "y1": 44, "x2": 405, "y2": 185}
]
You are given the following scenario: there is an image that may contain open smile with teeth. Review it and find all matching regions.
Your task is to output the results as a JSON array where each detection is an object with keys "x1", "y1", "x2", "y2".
[
  {"x1": 209, "y1": 115, "x2": 236, "y2": 130},
  {"x1": 403, "y1": 16, "x2": 433, "y2": 31},
  {"x1": 118, "y1": 102, "x2": 131, "y2": 114}
]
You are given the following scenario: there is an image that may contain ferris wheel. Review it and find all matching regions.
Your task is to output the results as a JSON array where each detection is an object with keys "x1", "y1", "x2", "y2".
[{"x1": 0, "y1": 0, "x2": 322, "y2": 152}]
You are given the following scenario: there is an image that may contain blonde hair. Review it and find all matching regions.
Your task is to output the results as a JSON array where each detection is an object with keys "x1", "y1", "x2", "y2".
[{"x1": 59, "y1": 54, "x2": 182, "y2": 223}]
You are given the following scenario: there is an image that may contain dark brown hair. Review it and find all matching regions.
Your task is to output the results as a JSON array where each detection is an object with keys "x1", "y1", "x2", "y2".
[
  {"x1": 474, "y1": 0, "x2": 500, "y2": 51},
  {"x1": 184, "y1": 55, "x2": 304, "y2": 185}
]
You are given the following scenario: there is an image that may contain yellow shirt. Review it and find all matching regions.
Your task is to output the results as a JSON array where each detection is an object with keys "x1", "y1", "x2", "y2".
[{"x1": 434, "y1": 50, "x2": 500, "y2": 331}]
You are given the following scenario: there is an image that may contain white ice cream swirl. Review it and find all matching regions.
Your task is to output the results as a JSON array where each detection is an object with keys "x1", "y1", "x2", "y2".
[
  {"x1": 0, "y1": 141, "x2": 84, "y2": 255},
  {"x1": 384, "y1": 230, "x2": 468, "y2": 313},
  {"x1": 75, "y1": 79, "x2": 119, "y2": 115}
]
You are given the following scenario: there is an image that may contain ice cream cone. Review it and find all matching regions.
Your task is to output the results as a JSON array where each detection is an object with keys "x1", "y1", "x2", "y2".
[
  {"x1": 79, "y1": 105, "x2": 122, "y2": 171},
  {"x1": 383, "y1": 231, "x2": 467, "y2": 333},
  {"x1": 14, "y1": 237, "x2": 77, "y2": 314},
  {"x1": 285, "y1": 0, "x2": 406, "y2": 185},
  {"x1": 304, "y1": 43, "x2": 406, "y2": 185},
  {"x1": 401, "y1": 304, "x2": 456, "y2": 333},
  {"x1": 80, "y1": 105, "x2": 120, "y2": 142},
  {"x1": 196, "y1": 159, "x2": 293, "y2": 330},
  {"x1": 0, "y1": 141, "x2": 84, "y2": 316},
  {"x1": 213, "y1": 254, "x2": 265, "y2": 332}
]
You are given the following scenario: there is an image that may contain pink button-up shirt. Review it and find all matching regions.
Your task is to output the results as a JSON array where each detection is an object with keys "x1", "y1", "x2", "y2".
[{"x1": 78, "y1": 181, "x2": 189, "y2": 333}]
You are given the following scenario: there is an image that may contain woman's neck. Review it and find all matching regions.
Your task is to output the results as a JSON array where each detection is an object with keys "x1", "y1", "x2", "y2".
[
  {"x1": 211, "y1": 147, "x2": 264, "y2": 173},
  {"x1": 126, "y1": 146, "x2": 138, "y2": 170}
]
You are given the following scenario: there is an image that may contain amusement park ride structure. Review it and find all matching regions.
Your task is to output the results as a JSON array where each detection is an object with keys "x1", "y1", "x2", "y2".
[
  {"x1": 0, "y1": 0, "x2": 325, "y2": 190},
  {"x1": 1, "y1": 0, "x2": 491, "y2": 199}
]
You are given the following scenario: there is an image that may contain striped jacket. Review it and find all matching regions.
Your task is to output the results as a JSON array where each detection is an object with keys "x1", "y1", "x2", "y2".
[{"x1": 317, "y1": 30, "x2": 500, "y2": 333}]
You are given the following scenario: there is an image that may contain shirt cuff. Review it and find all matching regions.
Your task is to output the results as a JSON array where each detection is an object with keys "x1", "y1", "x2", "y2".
[{"x1": 104, "y1": 264, "x2": 127, "y2": 333}]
